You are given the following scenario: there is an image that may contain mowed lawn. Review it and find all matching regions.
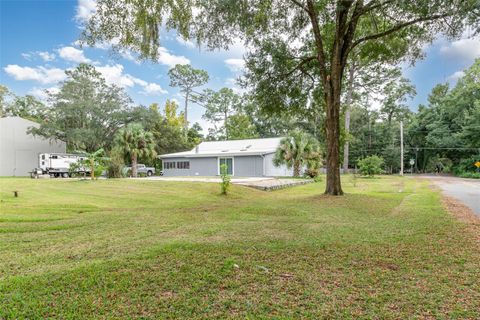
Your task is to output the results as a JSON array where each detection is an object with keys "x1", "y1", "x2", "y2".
[{"x1": 0, "y1": 177, "x2": 479, "y2": 319}]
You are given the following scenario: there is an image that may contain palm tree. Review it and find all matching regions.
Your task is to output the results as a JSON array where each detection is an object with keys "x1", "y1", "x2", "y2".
[
  {"x1": 115, "y1": 123, "x2": 157, "y2": 177},
  {"x1": 273, "y1": 130, "x2": 321, "y2": 177}
]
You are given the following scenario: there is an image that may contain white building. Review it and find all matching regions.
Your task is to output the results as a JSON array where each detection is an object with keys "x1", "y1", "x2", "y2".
[{"x1": 0, "y1": 117, "x2": 66, "y2": 176}]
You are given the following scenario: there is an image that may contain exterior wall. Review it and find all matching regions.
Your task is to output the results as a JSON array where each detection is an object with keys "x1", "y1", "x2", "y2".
[
  {"x1": 162, "y1": 155, "x2": 265, "y2": 177},
  {"x1": 162, "y1": 157, "x2": 218, "y2": 176},
  {"x1": 0, "y1": 117, "x2": 66, "y2": 176},
  {"x1": 263, "y1": 153, "x2": 294, "y2": 177},
  {"x1": 233, "y1": 155, "x2": 263, "y2": 177}
]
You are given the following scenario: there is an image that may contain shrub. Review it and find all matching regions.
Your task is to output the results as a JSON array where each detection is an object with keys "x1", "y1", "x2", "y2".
[
  {"x1": 107, "y1": 149, "x2": 125, "y2": 178},
  {"x1": 304, "y1": 168, "x2": 319, "y2": 179},
  {"x1": 357, "y1": 155, "x2": 384, "y2": 177},
  {"x1": 220, "y1": 164, "x2": 231, "y2": 195},
  {"x1": 457, "y1": 171, "x2": 480, "y2": 179}
]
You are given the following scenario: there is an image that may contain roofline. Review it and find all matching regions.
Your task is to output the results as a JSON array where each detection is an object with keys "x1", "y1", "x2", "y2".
[{"x1": 158, "y1": 151, "x2": 276, "y2": 159}]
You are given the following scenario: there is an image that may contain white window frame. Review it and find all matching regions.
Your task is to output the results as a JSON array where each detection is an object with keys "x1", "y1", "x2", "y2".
[{"x1": 217, "y1": 157, "x2": 234, "y2": 176}]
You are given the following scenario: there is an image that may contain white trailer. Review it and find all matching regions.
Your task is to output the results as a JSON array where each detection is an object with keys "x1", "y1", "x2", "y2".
[{"x1": 32, "y1": 153, "x2": 89, "y2": 178}]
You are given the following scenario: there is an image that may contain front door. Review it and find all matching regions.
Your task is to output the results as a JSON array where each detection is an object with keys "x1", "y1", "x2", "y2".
[{"x1": 219, "y1": 157, "x2": 233, "y2": 175}]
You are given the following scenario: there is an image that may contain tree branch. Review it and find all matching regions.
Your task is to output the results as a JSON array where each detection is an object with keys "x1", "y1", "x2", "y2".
[
  {"x1": 306, "y1": 0, "x2": 327, "y2": 82},
  {"x1": 288, "y1": 0, "x2": 308, "y2": 13},
  {"x1": 350, "y1": 13, "x2": 449, "y2": 50}
]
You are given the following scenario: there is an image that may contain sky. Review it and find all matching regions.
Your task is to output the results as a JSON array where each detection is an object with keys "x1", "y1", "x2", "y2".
[{"x1": 1, "y1": 0, "x2": 479, "y2": 133}]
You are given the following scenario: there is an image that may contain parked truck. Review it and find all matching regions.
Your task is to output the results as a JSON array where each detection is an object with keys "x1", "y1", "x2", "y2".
[{"x1": 31, "y1": 153, "x2": 89, "y2": 178}]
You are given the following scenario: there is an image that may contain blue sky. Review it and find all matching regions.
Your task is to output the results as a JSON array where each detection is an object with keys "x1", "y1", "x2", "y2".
[{"x1": 1, "y1": 0, "x2": 479, "y2": 132}]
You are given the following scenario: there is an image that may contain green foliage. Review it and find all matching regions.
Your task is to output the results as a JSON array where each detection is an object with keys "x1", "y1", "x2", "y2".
[
  {"x1": 457, "y1": 171, "x2": 480, "y2": 179},
  {"x1": 115, "y1": 123, "x2": 157, "y2": 178},
  {"x1": 107, "y1": 149, "x2": 125, "y2": 178},
  {"x1": 219, "y1": 164, "x2": 231, "y2": 195},
  {"x1": 0, "y1": 88, "x2": 48, "y2": 122},
  {"x1": 168, "y1": 64, "x2": 209, "y2": 128},
  {"x1": 357, "y1": 155, "x2": 384, "y2": 177},
  {"x1": 225, "y1": 114, "x2": 259, "y2": 140},
  {"x1": 28, "y1": 64, "x2": 132, "y2": 152},
  {"x1": 274, "y1": 130, "x2": 322, "y2": 177},
  {"x1": 202, "y1": 87, "x2": 241, "y2": 139}
]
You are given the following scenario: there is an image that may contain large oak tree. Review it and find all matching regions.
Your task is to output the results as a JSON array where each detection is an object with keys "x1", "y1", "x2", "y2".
[{"x1": 81, "y1": 0, "x2": 479, "y2": 194}]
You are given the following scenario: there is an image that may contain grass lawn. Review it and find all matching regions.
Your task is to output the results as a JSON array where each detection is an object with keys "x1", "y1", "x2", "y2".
[{"x1": 0, "y1": 176, "x2": 479, "y2": 319}]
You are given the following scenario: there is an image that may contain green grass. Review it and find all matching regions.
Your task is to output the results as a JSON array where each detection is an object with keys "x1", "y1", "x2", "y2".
[{"x1": 0, "y1": 176, "x2": 478, "y2": 319}]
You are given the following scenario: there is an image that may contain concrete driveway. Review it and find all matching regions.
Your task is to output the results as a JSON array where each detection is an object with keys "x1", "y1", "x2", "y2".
[{"x1": 425, "y1": 175, "x2": 480, "y2": 216}]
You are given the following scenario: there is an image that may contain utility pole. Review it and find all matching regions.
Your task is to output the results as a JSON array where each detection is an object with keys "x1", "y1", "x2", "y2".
[{"x1": 400, "y1": 121, "x2": 404, "y2": 176}]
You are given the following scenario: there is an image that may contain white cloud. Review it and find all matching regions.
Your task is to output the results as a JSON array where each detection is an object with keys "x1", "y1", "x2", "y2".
[
  {"x1": 96, "y1": 64, "x2": 166, "y2": 95},
  {"x1": 38, "y1": 51, "x2": 56, "y2": 62},
  {"x1": 176, "y1": 36, "x2": 195, "y2": 49},
  {"x1": 4, "y1": 65, "x2": 67, "y2": 84},
  {"x1": 157, "y1": 47, "x2": 190, "y2": 67},
  {"x1": 447, "y1": 70, "x2": 465, "y2": 82},
  {"x1": 440, "y1": 37, "x2": 480, "y2": 62},
  {"x1": 29, "y1": 86, "x2": 60, "y2": 100},
  {"x1": 141, "y1": 83, "x2": 167, "y2": 95},
  {"x1": 75, "y1": 0, "x2": 96, "y2": 23},
  {"x1": 58, "y1": 46, "x2": 91, "y2": 63},
  {"x1": 224, "y1": 58, "x2": 245, "y2": 72},
  {"x1": 21, "y1": 51, "x2": 55, "y2": 62},
  {"x1": 21, "y1": 53, "x2": 32, "y2": 60},
  {"x1": 96, "y1": 64, "x2": 135, "y2": 87}
]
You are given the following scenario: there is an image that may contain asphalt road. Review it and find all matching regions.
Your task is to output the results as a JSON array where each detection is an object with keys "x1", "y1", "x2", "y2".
[{"x1": 425, "y1": 175, "x2": 480, "y2": 216}]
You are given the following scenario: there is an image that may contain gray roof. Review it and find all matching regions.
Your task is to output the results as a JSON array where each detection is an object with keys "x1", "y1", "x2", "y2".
[{"x1": 159, "y1": 137, "x2": 283, "y2": 158}]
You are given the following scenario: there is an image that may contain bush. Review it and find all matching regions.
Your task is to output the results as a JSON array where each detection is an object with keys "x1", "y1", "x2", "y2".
[
  {"x1": 457, "y1": 171, "x2": 480, "y2": 179},
  {"x1": 357, "y1": 155, "x2": 384, "y2": 177},
  {"x1": 304, "y1": 168, "x2": 319, "y2": 179},
  {"x1": 107, "y1": 149, "x2": 125, "y2": 178},
  {"x1": 220, "y1": 164, "x2": 231, "y2": 195},
  {"x1": 453, "y1": 156, "x2": 480, "y2": 175}
]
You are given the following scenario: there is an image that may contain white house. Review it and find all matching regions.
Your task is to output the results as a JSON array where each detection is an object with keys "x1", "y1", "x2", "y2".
[
  {"x1": 0, "y1": 117, "x2": 66, "y2": 176},
  {"x1": 159, "y1": 137, "x2": 295, "y2": 177}
]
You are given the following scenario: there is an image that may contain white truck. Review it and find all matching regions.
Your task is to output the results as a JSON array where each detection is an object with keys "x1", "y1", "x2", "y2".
[{"x1": 32, "y1": 153, "x2": 89, "y2": 178}]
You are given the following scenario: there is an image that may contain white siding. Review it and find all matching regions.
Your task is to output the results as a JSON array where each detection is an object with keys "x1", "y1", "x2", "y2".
[
  {"x1": 0, "y1": 117, "x2": 66, "y2": 176},
  {"x1": 263, "y1": 153, "x2": 294, "y2": 177}
]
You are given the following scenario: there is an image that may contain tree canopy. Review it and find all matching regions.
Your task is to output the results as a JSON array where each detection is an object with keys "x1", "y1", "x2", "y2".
[{"x1": 81, "y1": 0, "x2": 480, "y2": 194}]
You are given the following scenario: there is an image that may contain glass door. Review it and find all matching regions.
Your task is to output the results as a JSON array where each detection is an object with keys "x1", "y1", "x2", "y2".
[{"x1": 219, "y1": 157, "x2": 233, "y2": 175}]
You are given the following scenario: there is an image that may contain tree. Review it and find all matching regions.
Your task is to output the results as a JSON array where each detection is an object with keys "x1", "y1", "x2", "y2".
[
  {"x1": 84, "y1": 148, "x2": 106, "y2": 180},
  {"x1": 357, "y1": 155, "x2": 384, "y2": 177},
  {"x1": 274, "y1": 130, "x2": 321, "y2": 177},
  {"x1": 81, "y1": 0, "x2": 479, "y2": 194},
  {"x1": 203, "y1": 88, "x2": 241, "y2": 139},
  {"x1": 29, "y1": 64, "x2": 132, "y2": 152},
  {"x1": 115, "y1": 123, "x2": 157, "y2": 177},
  {"x1": 225, "y1": 114, "x2": 259, "y2": 140},
  {"x1": 168, "y1": 64, "x2": 209, "y2": 130},
  {"x1": 380, "y1": 78, "x2": 416, "y2": 124}
]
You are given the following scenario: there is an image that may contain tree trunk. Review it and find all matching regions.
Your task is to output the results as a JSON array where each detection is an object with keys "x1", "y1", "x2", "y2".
[
  {"x1": 343, "y1": 64, "x2": 355, "y2": 172},
  {"x1": 132, "y1": 153, "x2": 138, "y2": 178},
  {"x1": 293, "y1": 160, "x2": 300, "y2": 177},
  {"x1": 324, "y1": 76, "x2": 344, "y2": 195},
  {"x1": 184, "y1": 91, "x2": 189, "y2": 133},
  {"x1": 90, "y1": 158, "x2": 95, "y2": 180},
  {"x1": 224, "y1": 111, "x2": 228, "y2": 140}
]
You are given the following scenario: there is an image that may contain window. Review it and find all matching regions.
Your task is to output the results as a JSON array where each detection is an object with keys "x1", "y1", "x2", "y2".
[
  {"x1": 41, "y1": 155, "x2": 45, "y2": 160},
  {"x1": 164, "y1": 162, "x2": 176, "y2": 169},
  {"x1": 177, "y1": 161, "x2": 190, "y2": 169}
]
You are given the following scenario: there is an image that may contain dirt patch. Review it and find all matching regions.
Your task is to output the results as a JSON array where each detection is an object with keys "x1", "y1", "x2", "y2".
[{"x1": 442, "y1": 195, "x2": 480, "y2": 244}]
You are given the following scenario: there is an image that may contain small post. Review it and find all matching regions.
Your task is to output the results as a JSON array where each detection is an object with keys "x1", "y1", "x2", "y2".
[{"x1": 13, "y1": 191, "x2": 18, "y2": 197}]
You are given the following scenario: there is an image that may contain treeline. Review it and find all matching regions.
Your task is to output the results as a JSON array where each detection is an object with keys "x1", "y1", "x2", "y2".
[{"x1": 1, "y1": 59, "x2": 479, "y2": 177}]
